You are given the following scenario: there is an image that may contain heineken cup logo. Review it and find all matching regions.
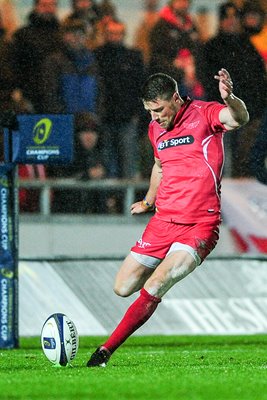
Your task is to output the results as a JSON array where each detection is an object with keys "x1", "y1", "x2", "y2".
[{"x1": 33, "y1": 118, "x2": 52, "y2": 145}]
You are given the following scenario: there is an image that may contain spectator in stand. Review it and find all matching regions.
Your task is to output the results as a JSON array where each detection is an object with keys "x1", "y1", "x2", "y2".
[
  {"x1": 54, "y1": 113, "x2": 106, "y2": 214},
  {"x1": 242, "y1": 0, "x2": 267, "y2": 73},
  {"x1": 259, "y1": 0, "x2": 267, "y2": 13},
  {"x1": 63, "y1": 0, "x2": 101, "y2": 49},
  {"x1": 251, "y1": 16, "x2": 267, "y2": 68},
  {"x1": 149, "y1": 0, "x2": 200, "y2": 80},
  {"x1": 97, "y1": 0, "x2": 117, "y2": 19},
  {"x1": 40, "y1": 19, "x2": 101, "y2": 115},
  {"x1": 9, "y1": 0, "x2": 62, "y2": 113},
  {"x1": 0, "y1": 14, "x2": 20, "y2": 114},
  {"x1": 93, "y1": 1, "x2": 118, "y2": 49},
  {"x1": 133, "y1": 0, "x2": 160, "y2": 65},
  {"x1": 231, "y1": 0, "x2": 245, "y2": 8},
  {"x1": 173, "y1": 48, "x2": 205, "y2": 99},
  {"x1": 72, "y1": 112, "x2": 106, "y2": 180},
  {"x1": 240, "y1": 1, "x2": 266, "y2": 41},
  {"x1": 0, "y1": 12, "x2": 33, "y2": 164},
  {"x1": 74, "y1": 113, "x2": 114, "y2": 214},
  {"x1": 200, "y1": 3, "x2": 241, "y2": 101},
  {"x1": 0, "y1": 0, "x2": 19, "y2": 39},
  {"x1": 51, "y1": 112, "x2": 110, "y2": 214},
  {"x1": 42, "y1": 19, "x2": 103, "y2": 209},
  {"x1": 94, "y1": 19, "x2": 146, "y2": 180},
  {"x1": 200, "y1": 1, "x2": 267, "y2": 178},
  {"x1": 243, "y1": 1, "x2": 267, "y2": 69}
]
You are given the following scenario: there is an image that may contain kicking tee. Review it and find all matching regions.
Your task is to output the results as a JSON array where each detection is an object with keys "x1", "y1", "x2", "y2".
[{"x1": 148, "y1": 97, "x2": 227, "y2": 223}]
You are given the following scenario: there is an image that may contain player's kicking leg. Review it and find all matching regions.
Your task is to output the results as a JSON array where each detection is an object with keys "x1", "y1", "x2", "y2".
[
  {"x1": 87, "y1": 250, "x2": 196, "y2": 367},
  {"x1": 87, "y1": 253, "x2": 154, "y2": 367}
]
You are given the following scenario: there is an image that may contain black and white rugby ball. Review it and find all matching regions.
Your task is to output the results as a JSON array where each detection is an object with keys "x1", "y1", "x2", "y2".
[{"x1": 41, "y1": 313, "x2": 79, "y2": 366}]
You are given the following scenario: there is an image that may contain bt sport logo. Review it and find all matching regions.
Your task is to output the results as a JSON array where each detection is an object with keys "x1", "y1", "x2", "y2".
[{"x1": 158, "y1": 135, "x2": 194, "y2": 151}]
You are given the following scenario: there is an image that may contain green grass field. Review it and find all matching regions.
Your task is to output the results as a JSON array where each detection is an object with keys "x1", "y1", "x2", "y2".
[{"x1": 1, "y1": 335, "x2": 267, "y2": 400}]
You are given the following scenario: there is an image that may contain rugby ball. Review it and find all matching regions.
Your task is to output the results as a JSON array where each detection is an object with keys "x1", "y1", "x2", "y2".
[{"x1": 41, "y1": 313, "x2": 79, "y2": 366}]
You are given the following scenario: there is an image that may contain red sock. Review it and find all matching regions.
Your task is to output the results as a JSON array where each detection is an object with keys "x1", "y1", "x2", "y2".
[{"x1": 102, "y1": 288, "x2": 161, "y2": 353}]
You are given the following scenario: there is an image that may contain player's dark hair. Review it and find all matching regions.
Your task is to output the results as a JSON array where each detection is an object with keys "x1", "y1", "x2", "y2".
[{"x1": 141, "y1": 73, "x2": 178, "y2": 102}]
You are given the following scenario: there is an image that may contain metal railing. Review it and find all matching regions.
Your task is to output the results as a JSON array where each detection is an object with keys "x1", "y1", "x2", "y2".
[{"x1": 19, "y1": 178, "x2": 149, "y2": 216}]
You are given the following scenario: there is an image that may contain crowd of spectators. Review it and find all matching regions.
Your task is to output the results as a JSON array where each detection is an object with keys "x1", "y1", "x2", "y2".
[{"x1": 0, "y1": 0, "x2": 266, "y2": 214}]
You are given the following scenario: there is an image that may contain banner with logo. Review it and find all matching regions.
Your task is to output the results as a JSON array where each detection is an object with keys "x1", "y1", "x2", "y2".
[
  {"x1": 4, "y1": 114, "x2": 73, "y2": 164},
  {"x1": 0, "y1": 163, "x2": 18, "y2": 348}
]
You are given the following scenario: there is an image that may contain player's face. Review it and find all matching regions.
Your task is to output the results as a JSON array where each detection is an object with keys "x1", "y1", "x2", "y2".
[{"x1": 143, "y1": 93, "x2": 181, "y2": 130}]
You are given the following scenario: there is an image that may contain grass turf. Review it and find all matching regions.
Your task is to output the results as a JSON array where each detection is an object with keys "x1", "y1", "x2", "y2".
[{"x1": 0, "y1": 335, "x2": 267, "y2": 399}]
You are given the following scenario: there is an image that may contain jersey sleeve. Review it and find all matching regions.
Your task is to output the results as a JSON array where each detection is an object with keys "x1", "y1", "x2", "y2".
[{"x1": 202, "y1": 101, "x2": 227, "y2": 133}]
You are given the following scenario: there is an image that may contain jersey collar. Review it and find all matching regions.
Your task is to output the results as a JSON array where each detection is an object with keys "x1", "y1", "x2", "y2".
[{"x1": 173, "y1": 96, "x2": 192, "y2": 126}]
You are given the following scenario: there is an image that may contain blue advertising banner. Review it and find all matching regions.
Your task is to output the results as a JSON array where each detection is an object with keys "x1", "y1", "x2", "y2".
[
  {"x1": 0, "y1": 163, "x2": 18, "y2": 348},
  {"x1": 4, "y1": 114, "x2": 73, "y2": 165}
]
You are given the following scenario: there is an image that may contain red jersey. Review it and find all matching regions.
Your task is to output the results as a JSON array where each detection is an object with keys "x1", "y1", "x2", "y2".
[{"x1": 148, "y1": 97, "x2": 227, "y2": 223}]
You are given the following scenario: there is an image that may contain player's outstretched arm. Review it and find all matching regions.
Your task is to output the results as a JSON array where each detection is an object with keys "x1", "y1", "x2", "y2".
[
  {"x1": 131, "y1": 158, "x2": 162, "y2": 215},
  {"x1": 215, "y1": 68, "x2": 250, "y2": 131}
]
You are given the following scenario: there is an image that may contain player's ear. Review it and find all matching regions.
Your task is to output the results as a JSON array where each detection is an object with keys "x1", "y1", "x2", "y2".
[{"x1": 173, "y1": 92, "x2": 179, "y2": 102}]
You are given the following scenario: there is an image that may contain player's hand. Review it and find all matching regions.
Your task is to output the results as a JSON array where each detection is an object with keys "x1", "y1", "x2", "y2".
[
  {"x1": 214, "y1": 68, "x2": 233, "y2": 101},
  {"x1": 130, "y1": 201, "x2": 148, "y2": 215}
]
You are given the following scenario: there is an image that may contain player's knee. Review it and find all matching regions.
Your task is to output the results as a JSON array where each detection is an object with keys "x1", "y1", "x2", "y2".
[
  {"x1": 144, "y1": 261, "x2": 197, "y2": 298},
  {"x1": 113, "y1": 284, "x2": 131, "y2": 298}
]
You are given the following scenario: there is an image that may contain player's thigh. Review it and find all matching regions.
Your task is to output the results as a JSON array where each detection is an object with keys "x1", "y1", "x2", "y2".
[
  {"x1": 144, "y1": 250, "x2": 196, "y2": 298},
  {"x1": 114, "y1": 253, "x2": 154, "y2": 296}
]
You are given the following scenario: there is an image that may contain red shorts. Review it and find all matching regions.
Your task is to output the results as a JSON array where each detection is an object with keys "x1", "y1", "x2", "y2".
[{"x1": 131, "y1": 215, "x2": 220, "y2": 266}]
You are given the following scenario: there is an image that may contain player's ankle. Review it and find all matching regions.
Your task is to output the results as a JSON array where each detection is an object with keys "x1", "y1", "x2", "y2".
[{"x1": 100, "y1": 345, "x2": 112, "y2": 355}]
